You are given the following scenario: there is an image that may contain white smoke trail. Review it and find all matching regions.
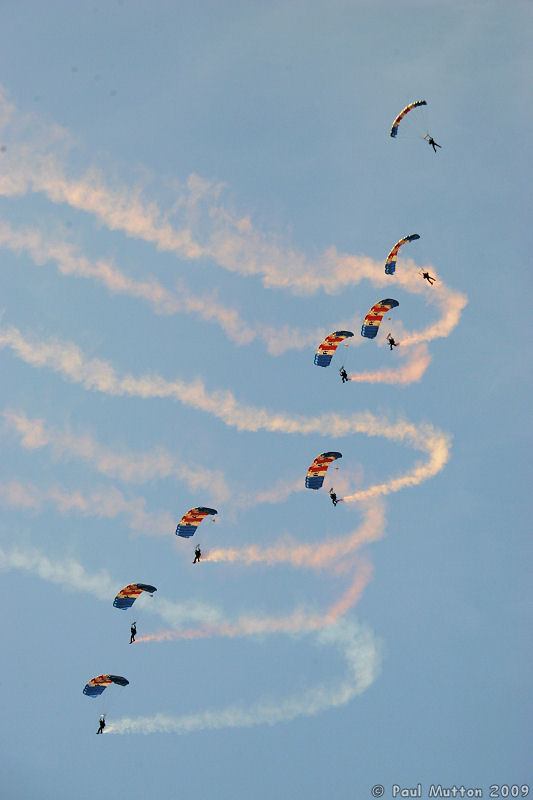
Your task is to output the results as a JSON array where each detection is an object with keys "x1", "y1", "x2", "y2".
[
  {"x1": 0, "y1": 544, "x2": 225, "y2": 627},
  {"x1": 348, "y1": 344, "x2": 432, "y2": 385},
  {"x1": 0, "y1": 218, "x2": 394, "y2": 360},
  {"x1": 0, "y1": 86, "x2": 466, "y2": 356},
  {"x1": 0, "y1": 325, "x2": 451, "y2": 499},
  {"x1": 0, "y1": 544, "x2": 116, "y2": 601},
  {"x1": 0, "y1": 87, "x2": 456, "y2": 735},
  {"x1": 3, "y1": 408, "x2": 231, "y2": 502},
  {"x1": 106, "y1": 619, "x2": 381, "y2": 735},
  {"x1": 0, "y1": 542, "x2": 373, "y2": 646},
  {"x1": 0, "y1": 479, "x2": 174, "y2": 534}
]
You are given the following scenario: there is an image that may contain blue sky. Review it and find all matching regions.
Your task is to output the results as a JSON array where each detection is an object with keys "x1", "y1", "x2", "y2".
[{"x1": 0, "y1": 2, "x2": 531, "y2": 799}]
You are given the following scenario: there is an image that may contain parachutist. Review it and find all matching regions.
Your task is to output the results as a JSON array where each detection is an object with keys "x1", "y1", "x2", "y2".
[
  {"x1": 424, "y1": 134, "x2": 441, "y2": 152},
  {"x1": 421, "y1": 271, "x2": 436, "y2": 285},
  {"x1": 329, "y1": 488, "x2": 338, "y2": 506},
  {"x1": 386, "y1": 333, "x2": 399, "y2": 351},
  {"x1": 193, "y1": 545, "x2": 202, "y2": 564},
  {"x1": 130, "y1": 621, "x2": 136, "y2": 644},
  {"x1": 96, "y1": 715, "x2": 105, "y2": 734},
  {"x1": 339, "y1": 366, "x2": 348, "y2": 383}
]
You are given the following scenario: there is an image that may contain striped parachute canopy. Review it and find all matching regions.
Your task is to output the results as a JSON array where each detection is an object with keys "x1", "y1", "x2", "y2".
[
  {"x1": 305, "y1": 452, "x2": 342, "y2": 490},
  {"x1": 176, "y1": 507, "x2": 217, "y2": 538},
  {"x1": 361, "y1": 299, "x2": 399, "y2": 339},
  {"x1": 385, "y1": 234, "x2": 420, "y2": 275},
  {"x1": 390, "y1": 100, "x2": 427, "y2": 137},
  {"x1": 314, "y1": 331, "x2": 354, "y2": 367},
  {"x1": 83, "y1": 675, "x2": 129, "y2": 698},
  {"x1": 113, "y1": 583, "x2": 157, "y2": 610}
]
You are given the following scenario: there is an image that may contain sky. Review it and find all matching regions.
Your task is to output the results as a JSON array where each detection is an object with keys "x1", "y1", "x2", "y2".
[{"x1": 0, "y1": 2, "x2": 531, "y2": 799}]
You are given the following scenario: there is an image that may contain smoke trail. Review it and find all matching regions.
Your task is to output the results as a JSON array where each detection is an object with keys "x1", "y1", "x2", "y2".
[
  {"x1": 136, "y1": 561, "x2": 372, "y2": 645},
  {"x1": 0, "y1": 87, "x2": 466, "y2": 349},
  {"x1": 0, "y1": 218, "x2": 258, "y2": 345},
  {"x1": 348, "y1": 344, "x2": 431, "y2": 385},
  {"x1": 207, "y1": 500, "x2": 385, "y2": 569},
  {"x1": 0, "y1": 478, "x2": 174, "y2": 534},
  {"x1": 0, "y1": 544, "x2": 226, "y2": 627},
  {"x1": 106, "y1": 619, "x2": 381, "y2": 735},
  {"x1": 0, "y1": 218, "x2": 387, "y2": 360},
  {"x1": 0, "y1": 325, "x2": 451, "y2": 502},
  {"x1": 3, "y1": 408, "x2": 231, "y2": 502},
  {"x1": 0, "y1": 544, "x2": 116, "y2": 601},
  {"x1": 0, "y1": 541, "x2": 372, "y2": 646},
  {"x1": 0, "y1": 87, "x2": 457, "y2": 735}
]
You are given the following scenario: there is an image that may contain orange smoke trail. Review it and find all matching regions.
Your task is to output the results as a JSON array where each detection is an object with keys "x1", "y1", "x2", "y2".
[
  {"x1": 348, "y1": 344, "x2": 431, "y2": 385},
  {"x1": 135, "y1": 561, "x2": 373, "y2": 645},
  {"x1": 205, "y1": 501, "x2": 385, "y2": 569}
]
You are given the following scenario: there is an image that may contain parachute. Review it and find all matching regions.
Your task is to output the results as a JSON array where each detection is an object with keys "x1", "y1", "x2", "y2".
[
  {"x1": 305, "y1": 452, "x2": 342, "y2": 490},
  {"x1": 83, "y1": 675, "x2": 129, "y2": 697},
  {"x1": 361, "y1": 299, "x2": 399, "y2": 339},
  {"x1": 314, "y1": 331, "x2": 354, "y2": 367},
  {"x1": 176, "y1": 507, "x2": 217, "y2": 538},
  {"x1": 385, "y1": 234, "x2": 420, "y2": 275},
  {"x1": 113, "y1": 583, "x2": 157, "y2": 610},
  {"x1": 390, "y1": 100, "x2": 427, "y2": 137}
]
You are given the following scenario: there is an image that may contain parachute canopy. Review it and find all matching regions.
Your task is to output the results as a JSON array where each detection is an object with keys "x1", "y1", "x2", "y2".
[
  {"x1": 83, "y1": 675, "x2": 129, "y2": 697},
  {"x1": 385, "y1": 234, "x2": 420, "y2": 275},
  {"x1": 113, "y1": 583, "x2": 157, "y2": 610},
  {"x1": 305, "y1": 452, "x2": 342, "y2": 490},
  {"x1": 361, "y1": 299, "x2": 399, "y2": 339},
  {"x1": 176, "y1": 507, "x2": 217, "y2": 538},
  {"x1": 314, "y1": 331, "x2": 354, "y2": 367},
  {"x1": 390, "y1": 100, "x2": 427, "y2": 137}
]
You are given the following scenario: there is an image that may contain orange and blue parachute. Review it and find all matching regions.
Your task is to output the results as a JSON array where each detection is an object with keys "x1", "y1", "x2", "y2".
[
  {"x1": 305, "y1": 452, "x2": 342, "y2": 490},
  {"x1": 385, "y1": 234, "x2": 420, "y2": 275},
  {"x1": 83, "y1": 675, "x2": 129, "y2": 697},
  {"x1": 314, "y1": 331, "x2": 354, "y2": 367},
  {"x1": 176, "y1": 507, "x2": 217, "y2": 538},
  {"x1": 390, "y1": 100, "x2": 427, "y2": 137},
  {"x1": 361, "y1": 299, "x2": 399, "y2": 339},
  {"x1": 113, "y1": 583, "x2": 157, "y2": 610}
]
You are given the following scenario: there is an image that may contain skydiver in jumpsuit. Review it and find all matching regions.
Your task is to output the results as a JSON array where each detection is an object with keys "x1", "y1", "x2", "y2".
[
  {"x1": 130, "y1": 621, "x2": 136, "y2": 644},
  {"x1": 97, "y1": 715, "x2": 106, "y2": 734},
  {"x1": 387, "y1": 334, "x2": 399, "y2": 351},
  {"x1": 425, "y1": 135, "x2": 441, "y2": 152}
]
